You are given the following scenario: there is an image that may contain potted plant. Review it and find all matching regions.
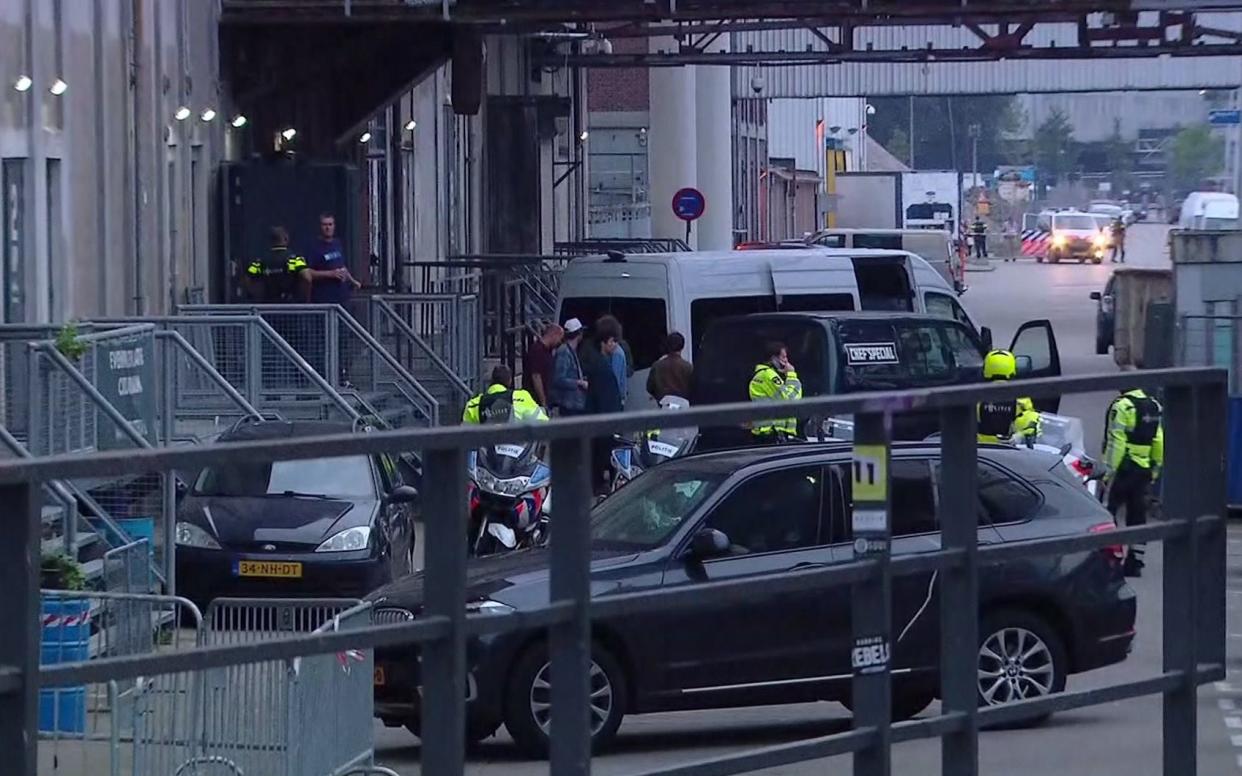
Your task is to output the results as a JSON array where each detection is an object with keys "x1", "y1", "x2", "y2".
[{"x1": 40, "y1": 552, "x2": 86, "y2": 591}]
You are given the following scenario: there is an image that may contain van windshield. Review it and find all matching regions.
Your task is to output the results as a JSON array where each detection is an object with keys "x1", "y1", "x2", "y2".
[
  {"x1": 559, "y1": 297, "x2": 667, "y2": 370},
  {"x1": 838, "y1": 319, "x2": 984, "y2": 391}
]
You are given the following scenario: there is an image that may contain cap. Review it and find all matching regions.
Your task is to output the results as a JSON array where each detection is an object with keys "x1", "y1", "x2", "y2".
[{"x1": 564, "y1": 318, "x2": 584, "y2": 334}]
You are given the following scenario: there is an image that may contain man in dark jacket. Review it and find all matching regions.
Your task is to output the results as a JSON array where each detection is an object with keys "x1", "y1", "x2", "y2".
[{"x1": 582, "y1": 316, "x2": 625, "y2": 493}]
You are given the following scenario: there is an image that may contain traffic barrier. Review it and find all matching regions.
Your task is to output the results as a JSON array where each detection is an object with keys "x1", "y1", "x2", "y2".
[
  {"x1": 200, "y1": 597, "x2": 364, "y2": 645},
  {"x1": 131, "y1": 602, "x2": 381, "y2": 776}
]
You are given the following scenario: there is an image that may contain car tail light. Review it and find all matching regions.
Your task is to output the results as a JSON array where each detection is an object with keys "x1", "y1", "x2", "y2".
[
  {"x1": 1069, "y1": 457, "x2": 1093, "y2": 479},
  {"x1": 1089, "y1": 521, "x2": 1125, "y2": 561}
]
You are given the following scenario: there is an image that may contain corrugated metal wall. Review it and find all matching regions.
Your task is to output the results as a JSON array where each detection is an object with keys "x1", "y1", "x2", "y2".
[
  {"x1": 766, "y1": 98, "x2": 864, "y2": 179},
  {"x1": 732, "y1": 17, "x2": 1242, "y2": 98}
]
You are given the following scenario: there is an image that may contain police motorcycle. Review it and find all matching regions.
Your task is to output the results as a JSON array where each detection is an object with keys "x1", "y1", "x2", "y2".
[
  {"x1": 465, "y1": 394, "x2": 551, "y2": 557},
  {"x1": 608, "y1": 395, "x2": 699, "y2": 493}
]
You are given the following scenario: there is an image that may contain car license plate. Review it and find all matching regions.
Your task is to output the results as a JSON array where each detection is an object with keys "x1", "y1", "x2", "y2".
[
  {"x1": 234, "y1": 560, "x2": 303, "y2": 579},
  {"x1": 373, "y1": 666, "x2": 386, "y2": 686}
]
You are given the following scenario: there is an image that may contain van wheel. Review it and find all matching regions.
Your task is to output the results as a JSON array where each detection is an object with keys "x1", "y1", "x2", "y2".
[
  {"x1": 1092, "y1": 256, "x2": 1103, "y2": 265},
  {"x1": 503, "y1": 641, "x2": 628, "y2": 758},
  {"x1": 1035, "y1": 255, "x2": 1044, "y2": 263},
  {"x1": 978, "y1": 609, "x2": 1067, "y2": 727}
]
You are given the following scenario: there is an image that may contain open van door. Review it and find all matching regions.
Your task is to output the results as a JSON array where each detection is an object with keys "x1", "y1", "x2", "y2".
[
  {"x1": 768, "y1": 257, "x2": 860, "y2": 312},
  {"x1": 1009, "y1": 319, "x2": 1062, "y2": 413}
]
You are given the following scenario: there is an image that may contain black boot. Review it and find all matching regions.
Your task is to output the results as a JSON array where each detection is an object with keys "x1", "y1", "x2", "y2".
[{"x1": 1123, "y1": 553, "x2": 1144, "y2": 578}]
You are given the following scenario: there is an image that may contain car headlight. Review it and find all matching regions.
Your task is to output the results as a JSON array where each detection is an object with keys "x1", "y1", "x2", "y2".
[
  {"x1": 1051, "y1": 233, "x2": 1067, "y2": 247},
  {"x1": 1093, "y1": 233, "x2": 1108, "y2": 247},
  {"x1": 175, "y1": 521, "x2": 221, "y2": 549},
  {"x1": 466, "y1": 598, "x2": 515, "y2": 615},
  {"x1": 315, "y1": 526, "x2": 372, "y2": 552}
]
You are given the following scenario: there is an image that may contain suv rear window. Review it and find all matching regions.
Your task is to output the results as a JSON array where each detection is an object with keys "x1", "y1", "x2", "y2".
[
  {"x1": 837, "y1": 319, "x2": 984, "y2": 391},
  {"x1": 694, "y1": 319, "x2": 828, "y2": 405}
]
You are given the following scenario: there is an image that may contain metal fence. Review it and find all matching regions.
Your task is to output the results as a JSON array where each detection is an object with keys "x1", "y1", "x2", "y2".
[
  {"x1": 180, "y1": 304, "x2": 440, "y2": 427},
  {"x1": 364, "y1": 295, "x2": 476, "y2": 413},
  {"x1": 4, "y1": 367, "x2": 1228, "y2": 776},
  {"x1": 1178, "y1": 314, "x2": 1242, "y2": 392}
]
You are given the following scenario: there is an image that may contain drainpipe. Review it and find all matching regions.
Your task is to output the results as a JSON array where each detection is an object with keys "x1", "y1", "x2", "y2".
[{"x1": 125, "y1": 0, "x2": 145, "y2": 314}]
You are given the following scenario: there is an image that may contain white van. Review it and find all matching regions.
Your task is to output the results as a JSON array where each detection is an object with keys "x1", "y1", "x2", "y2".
[
  {"x1": 1179, "y1": 192, "x2": 1239, "y2": 230},
  {"x1": 806, "y1": 228, "x2": 963, "y2": 293},
  {"x1": 554, "y1": 249, "x2": 983, "y2": 409}
]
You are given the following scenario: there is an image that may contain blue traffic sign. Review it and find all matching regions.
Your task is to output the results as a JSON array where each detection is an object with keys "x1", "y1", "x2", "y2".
[
  {"x1": 671, "y1": 187, "x2": 706, "y2": 222},
  {"x1": 1210, "y1": 109, "x2": 1241, "y2": 126}
]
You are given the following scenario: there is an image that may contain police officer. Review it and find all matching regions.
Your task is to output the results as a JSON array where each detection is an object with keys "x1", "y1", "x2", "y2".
[
  {"x1": 463, "y1": 365, "x2": 548, "y2": 425},
  {"x1": 970, "y1": 216, "x2": 988, "y2": 259},
  {"x1": 243, "y1": 226, "x2": 308, "y2": 303},
  {"x1": 977, "y1": 350, "x2": 1041, "y2": 445},
  {"x1": 1103, "y1": 388, "x2": 1164, "y2": 577},
  {"x1": 749, "y1": 342, "x2": 803, "y2": 443},
  {"x1": 1110, "y1": 215, "x2": 1127, "y2": 264}
]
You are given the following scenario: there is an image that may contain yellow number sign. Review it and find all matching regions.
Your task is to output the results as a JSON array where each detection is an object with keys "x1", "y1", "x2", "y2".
[{"x1": 852, "y1": 444, "x2": 887, "y2": 502}]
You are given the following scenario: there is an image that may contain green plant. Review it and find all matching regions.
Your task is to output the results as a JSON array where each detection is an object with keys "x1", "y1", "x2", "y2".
[
  {"x1": 55, "y1": 323, "x2": 88, "y2": 361},
  {"x1": 41, "y1": 552, "x2": 86, "y2": 591}
]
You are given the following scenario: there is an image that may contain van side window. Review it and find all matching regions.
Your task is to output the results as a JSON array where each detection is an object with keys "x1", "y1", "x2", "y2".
[
  {"x1": 558, "y1": 297, "x2": 667, "y2": 369},
  {"x1": 925, "y1": 291, "x2": 972, "y2": 327},
  {"x1": 812, "y1": 234, "x2": 846, "y2": 248},
  {"x1": 853, "y1": 234, "x2": 902, "y2": 250},
  {"x1": 777, "y1": 293, "x2": 855, "y2": 314}
]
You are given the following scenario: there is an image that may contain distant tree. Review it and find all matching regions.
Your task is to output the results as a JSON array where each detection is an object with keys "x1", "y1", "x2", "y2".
[
  {"x1": 866, "y1": 95, "x2": 1021, "y2": 172},
  {"x1": 1168, "y1": 123, "x2": 1225, "y2": 191},
  {"x1": 1032, "y1": 108, "x2": 1077, "y2": 191},
  {"x1": 884, "y1": 128, "x2": 911, "y2": 167},
  {"x1": 1104, "y1": 118, "x2": 1134, "y2": 195}
]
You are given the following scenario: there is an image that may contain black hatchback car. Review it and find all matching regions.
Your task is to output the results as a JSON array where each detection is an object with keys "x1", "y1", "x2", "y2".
[
  {"x1": 175, "y1": 420, "x2": 419, "y2": 606},
  {"x1": 369, "y1": 442, "x2": 1134, "y2": 757}
]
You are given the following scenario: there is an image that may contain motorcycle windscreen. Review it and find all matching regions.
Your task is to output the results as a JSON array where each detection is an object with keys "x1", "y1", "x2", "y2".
[{"x1": 480, "y1": 443, "x2": 539, "y2": 478}]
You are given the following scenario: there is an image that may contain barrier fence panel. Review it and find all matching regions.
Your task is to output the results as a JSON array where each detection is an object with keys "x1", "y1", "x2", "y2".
[
  {"x1": 36, "y1": 589, "x2": 202, "y2": 776},
  {"x1": 179, "y1": 305, "x2": 438, "y2": 428},
  {"x1": 1178, "y1": 314, "x2": 1242, "y2": 392},
  {"x1": 6, "y1": 367, "x2": 1229, "y2": 776},
  {"x1": 366, "y1": 295, "x2": 475, "y2": 414}
]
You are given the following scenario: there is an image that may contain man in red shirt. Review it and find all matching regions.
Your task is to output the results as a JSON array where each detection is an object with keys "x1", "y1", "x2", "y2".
[{"x1": 523, "y1": 323, "x2": 563, "y2": 409}]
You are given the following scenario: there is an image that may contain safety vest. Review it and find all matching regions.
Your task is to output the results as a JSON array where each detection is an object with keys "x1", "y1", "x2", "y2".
[
  {"x1": 246, "y1": 248, "x2": 307, "y2": 302},
  {"x1": 462, "y1": 384, "x2": 548, "y2": 425},
  {"x1": 1105, "y1": 390, "x2": 1163, "y2": 472},
  {"x1": 748, "y1": 364, "x2": 802, "y2": 437},
  {"x1": 977, "y1": 396, "x2": 1040, "y2": 444}
]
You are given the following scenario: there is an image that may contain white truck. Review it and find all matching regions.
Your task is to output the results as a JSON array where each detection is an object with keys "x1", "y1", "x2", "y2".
[{"x1": 832, "y1": 170, "x2": 962, "y2": 235}]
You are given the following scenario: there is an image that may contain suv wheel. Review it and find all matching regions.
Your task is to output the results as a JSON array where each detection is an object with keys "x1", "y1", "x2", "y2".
[
  {"x1": 978, "y1": 609, "x2": 1067, "y2": 726},
  {"x1": 503, "y1": 641, "x2": 628, "y2": 758}
]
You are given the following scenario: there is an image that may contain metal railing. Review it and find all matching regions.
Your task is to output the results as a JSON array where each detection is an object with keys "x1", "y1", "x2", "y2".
[
  {"x1": 180, "y1": 304, "x2": 439, "y2": 427},
  {"x1": 366, "y1": 295, "x2": 476, "y2": 410},
  {"x1": 2, "y1": 367, "x2": 1227, "y2": 776}
]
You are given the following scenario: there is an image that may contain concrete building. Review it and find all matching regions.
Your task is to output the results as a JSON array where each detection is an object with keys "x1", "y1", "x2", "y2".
[
  {"x1": 2, "y1": 0, "x2": 223, "y2": 320},
  {"x1": 1, "y1": 2, "x2": 589, "y2": 322}
]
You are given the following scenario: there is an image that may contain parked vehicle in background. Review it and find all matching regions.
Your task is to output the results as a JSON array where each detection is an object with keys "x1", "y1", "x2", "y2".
[
  {"x1": 691, "y1": 311, "x2": 1061, "y2": 446},
  {"x1": 174, "y1": 420, "x2": 419, "y2": 606},
  {"x1": 806, "y1": 228, "x2": 964, "y2": 294},
  {"x1": 1090, "y1": 267, "x2": 1173, "y2": 364},
  {"x1": 370, "y1": 443, "x2": 1135, "y2": 757},
  {"x1": 556, "y1": 249, "x2": 973, "y2": 410},
  {"x1": 1179, "y1": 192, "x2": 1240, "y2": 230}
]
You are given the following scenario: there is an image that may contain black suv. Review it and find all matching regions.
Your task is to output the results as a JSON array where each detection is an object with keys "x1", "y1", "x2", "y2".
[
  {"x1": 369, "y1": 442, "x2": 1134, "y2": 757},
  {"x1": 693, "y1": 312, "x2": 1062, "y2": 445}
]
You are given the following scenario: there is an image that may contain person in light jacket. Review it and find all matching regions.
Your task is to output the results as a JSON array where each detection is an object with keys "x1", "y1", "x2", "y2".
[{"x1": 550, "y1": 318, "x2": 588, "y2": 415}]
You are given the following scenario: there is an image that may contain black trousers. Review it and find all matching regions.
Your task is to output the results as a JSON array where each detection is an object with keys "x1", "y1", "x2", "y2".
[
  {"x1": 973, "y1": 235, "x2": 987, "y2": 258},
  {"x1": 1107, "y1": 459, "x2": 1153, "y2": 563}
]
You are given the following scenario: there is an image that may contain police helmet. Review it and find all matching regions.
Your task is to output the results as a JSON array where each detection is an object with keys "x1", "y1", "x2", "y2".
[{"x1": 983, "y1": 349, "x2": 1017, "y2": 381}]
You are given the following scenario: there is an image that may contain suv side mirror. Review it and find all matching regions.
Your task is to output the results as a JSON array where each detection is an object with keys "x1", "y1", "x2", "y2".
[
  {"x1": 1089, "y1": 291, "x2": 1102, "y2": 301},
  {"x1": 387, "y1": 485, "x2": 419, "y2": 505},
  {"x1": 689, "y1": 528, "x2": 730, "y2": 560},
  {"x1": 1015, "y1": 354, "x2": 1034, "y2": 376},
  {"x1": 980, "y1": 326, "x2": 994, "y2": 351}
]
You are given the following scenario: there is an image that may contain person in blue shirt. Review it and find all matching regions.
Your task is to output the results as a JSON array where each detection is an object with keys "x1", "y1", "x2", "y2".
[{"x1": 302, "y1": 212, "x2": 360, "y2": 304}]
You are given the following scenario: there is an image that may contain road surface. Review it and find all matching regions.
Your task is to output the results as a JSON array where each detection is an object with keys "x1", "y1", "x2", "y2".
[{"x1": 377, "y1": 222, "x2": 1242, "y2": 774}]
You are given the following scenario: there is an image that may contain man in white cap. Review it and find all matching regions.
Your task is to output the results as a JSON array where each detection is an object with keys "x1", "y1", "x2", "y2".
[{"x1": 550, "y1": 317, "x2": 589, "y2": 415}]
